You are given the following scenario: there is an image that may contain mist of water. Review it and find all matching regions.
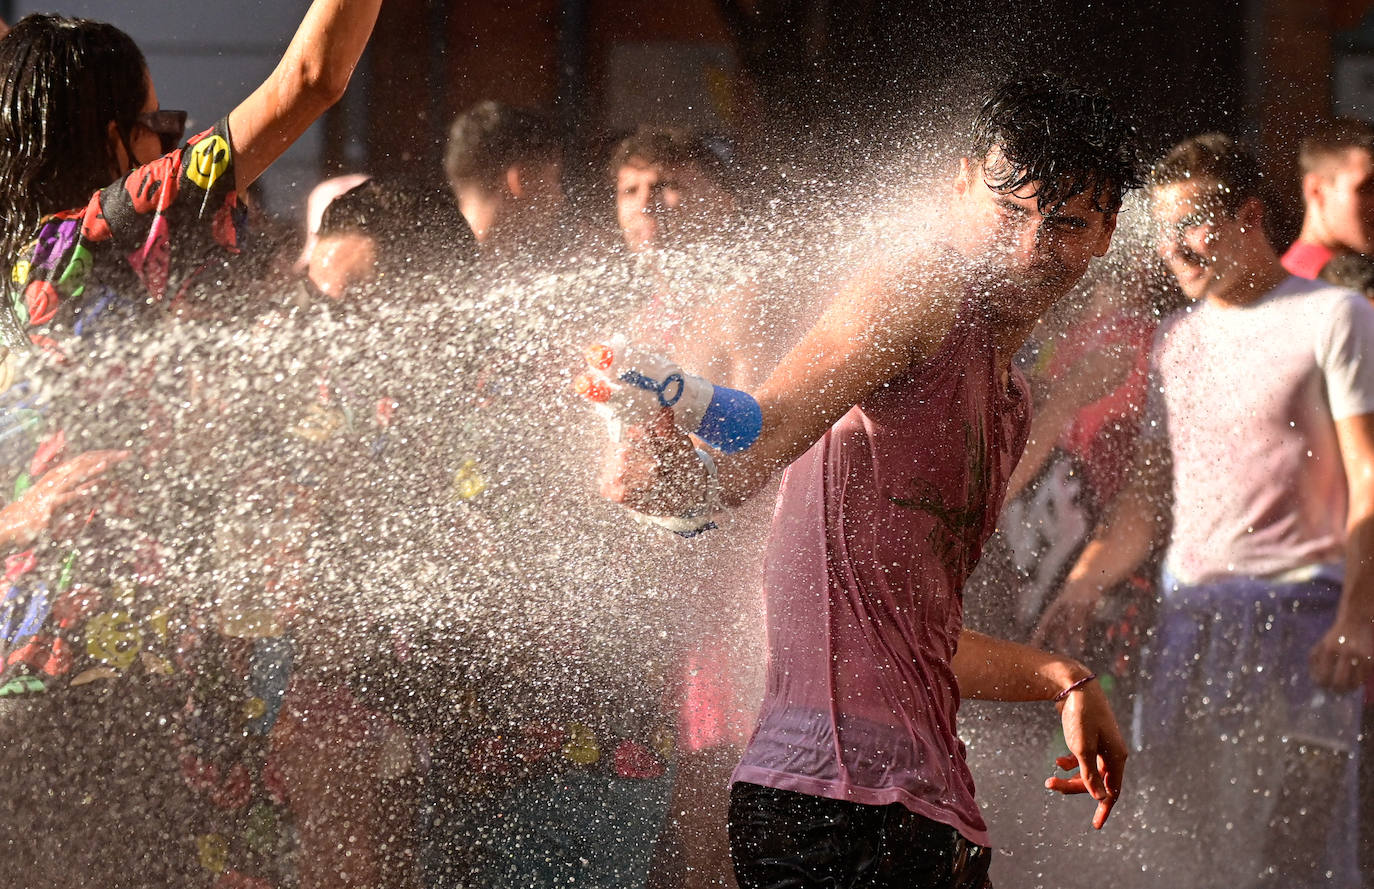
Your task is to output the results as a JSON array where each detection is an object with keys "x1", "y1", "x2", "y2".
[{"x1": 5, "y1": 124, "x2": 1324, "y2": 889}]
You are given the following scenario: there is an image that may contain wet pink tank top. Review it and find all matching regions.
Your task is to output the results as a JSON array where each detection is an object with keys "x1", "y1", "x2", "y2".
[{"x1": 732, "y1": 299, "x2": 1030, "y2": 847}]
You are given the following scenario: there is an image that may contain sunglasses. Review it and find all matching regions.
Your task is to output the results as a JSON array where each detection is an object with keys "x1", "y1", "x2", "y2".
[{"x1": 134, "y1": 109, "x2": 189, "y2": 154}]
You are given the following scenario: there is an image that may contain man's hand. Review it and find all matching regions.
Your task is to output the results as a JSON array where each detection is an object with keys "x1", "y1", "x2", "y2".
[
  {"x1": 1045, "y1": 680, "x2": 1127, "y2": 830},
  {"x1": 0, "y1": 449, "x2": 129, "y2": 548},
  {"x1": 1031, "y1": 578, "x2": 1104, "y2": 652},
  {"x1": 1309, "y1": 618, "x2": 1374, "y2": 693},
  {"x1": 598, "y1": 409, "x2": 706, "y2": 516}
]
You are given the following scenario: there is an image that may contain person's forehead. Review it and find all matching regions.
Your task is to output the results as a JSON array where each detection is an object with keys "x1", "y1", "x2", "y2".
[
  {"x1": 989, "y1": 179, "x2": 1110, "y2": 220},
  {"x1": 976, "y1": 150, "x2": 1110, "y2": 216},
  {"x1": 617, "y1": 161, "x2": 660, "y2": 183},
  {"x1": 319, "y1": 231, "x2": 377, "y2": 255},
  {"x1": 1149, "y1": 179, "x2": 1219, "y2": 218}
]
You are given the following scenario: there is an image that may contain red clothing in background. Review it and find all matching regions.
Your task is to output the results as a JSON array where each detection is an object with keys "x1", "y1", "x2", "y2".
[{"x1": 1281, "y1": 240, "x2": 1337, "y2": 280}]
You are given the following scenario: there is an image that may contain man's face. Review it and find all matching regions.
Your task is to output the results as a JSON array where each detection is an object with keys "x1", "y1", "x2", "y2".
[
  {"x1": 953, "y1": 151, "x2": 1117, "y2": 315},
  {"x1": 307, "y1": 232, "x2": 377, "y2": 300},
  {"x1": 1150, "y1": 178, "x2": 1247, "y2": 301},
  {"x1": 1312, "y1": 148, "x2": 1374, "y2": 254},
  {"x1": 615, "y1": 158, "x2": 734, "y2": 252}
]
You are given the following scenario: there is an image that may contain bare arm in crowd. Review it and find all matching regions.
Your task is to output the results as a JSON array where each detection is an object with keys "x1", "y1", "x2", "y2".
[{"x1": 1033, "y1": 430, "x2": 1170, "y2": 651}]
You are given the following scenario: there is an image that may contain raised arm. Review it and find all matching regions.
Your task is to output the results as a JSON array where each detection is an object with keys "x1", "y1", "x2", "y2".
[
  {"x1": 227, "y1": 0, "x2": 383, "y2": 189},
  {"x1": 603, "y1": 252, "x2": 963, "y2": 515},
  {"x1": 715, "y1": 257, "x2": 959, "y2": 505}
]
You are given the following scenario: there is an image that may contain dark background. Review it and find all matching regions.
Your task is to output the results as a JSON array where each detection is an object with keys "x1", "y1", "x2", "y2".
[{"x1": 348, "y1": 0, "x2": 1373, "y2": 245}]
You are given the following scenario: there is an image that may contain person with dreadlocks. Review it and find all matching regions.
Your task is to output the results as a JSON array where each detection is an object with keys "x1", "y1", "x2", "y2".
[{"x1": 590, "y1": 73, "x2": 1143, "y2": 889}]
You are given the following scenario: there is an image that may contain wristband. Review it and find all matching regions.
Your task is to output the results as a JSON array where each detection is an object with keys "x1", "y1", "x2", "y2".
[
  {"x1": 1053, "y1": 673, "x2": 1097, "y2": 703},
  {"x1": 695, "y1": 385, "x2": 762, "y2": 454}
]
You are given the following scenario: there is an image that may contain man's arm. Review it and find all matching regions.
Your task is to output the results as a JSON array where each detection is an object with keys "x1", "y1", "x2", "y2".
[
  {"x1": 1004, "y1": 342, "x2": 1135, "y2": 503},
  {"x1": 604, "y1": 253, "x2": 964, "y2": 513},
  {"x1": 1032, "y1": 431, "x2": 1169, "y2": 651},
  {"x1": 953, "y1": 628, "x2": 1126, "y2": 830},
  {"x1": 1311, "y1": 411, "x2": 1374, "y2": 691}
]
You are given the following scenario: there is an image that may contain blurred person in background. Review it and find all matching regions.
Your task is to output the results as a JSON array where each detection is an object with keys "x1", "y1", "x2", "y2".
[
  {"x1": 610, "y1": 125, "x2": 774, "y2": 388},
  {"x1": 1283, "y1": 119, "x2": 1374, "y2": 280},
  {"x1": 298, "y1": 172, "x2": 371, "y2": 272},
  {"x1": 613, "y1": 125, "x2": 738, "y2": 257},
  {"x1": 444, "y1": 100, "x2": 565, "y2": 260},
  {"x1": 252, "y1": 173, "x2": 477, "y2": 889},
  {"x1": 1316, "y1": 247, "x2": 1374, "y2": 889},
  {"x1": 1037, "y1": 133, "x2": 1374, "y2": 889},
  {"x1": 608, "y1": 125, "x2": 779, "y2": 889},
  {"x1": 1290, "y1": 125, "x2": 1374, "y2": 889},
  {"x1": 303, "y1": 176, "x2": 475, "y2": 301}
]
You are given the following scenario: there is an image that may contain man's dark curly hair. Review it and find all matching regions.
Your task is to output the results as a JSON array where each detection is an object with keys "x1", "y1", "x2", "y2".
[{"x1": 969, "y1": 72, "x2": 1144, "y2": 215}]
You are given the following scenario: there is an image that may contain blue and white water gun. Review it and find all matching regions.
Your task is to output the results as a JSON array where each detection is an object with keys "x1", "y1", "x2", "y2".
[{"x1": 573, "y1": 335, "x2": 762, "y2": 454}]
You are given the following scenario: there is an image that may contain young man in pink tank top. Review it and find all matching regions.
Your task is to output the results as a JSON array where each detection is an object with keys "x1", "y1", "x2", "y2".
[{"x1": 596, "y1": 74, "x2": 1142, "y2": 889}]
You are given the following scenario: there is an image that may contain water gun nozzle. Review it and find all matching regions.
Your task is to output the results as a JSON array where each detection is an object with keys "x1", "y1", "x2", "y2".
[
  {"x1": 586, "y1": 344, "x2": 616, "y2": 371},
  {"x1": 573, "y1": 373, "x2": 612, "y2": 403}
]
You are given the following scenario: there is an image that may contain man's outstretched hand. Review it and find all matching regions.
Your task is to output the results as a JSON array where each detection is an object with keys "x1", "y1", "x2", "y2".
[{"x1": 1045, "y1": 680, "x2": 1127, "y2": 830}]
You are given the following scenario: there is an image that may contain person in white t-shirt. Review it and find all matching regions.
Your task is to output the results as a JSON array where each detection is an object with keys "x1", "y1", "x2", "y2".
[{"x1": 1035, "y1": 133, "x2": 1374, "y2": 889}]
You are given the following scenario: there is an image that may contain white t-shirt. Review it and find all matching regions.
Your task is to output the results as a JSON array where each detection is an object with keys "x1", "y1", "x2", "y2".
[{"x1": 1149, "y1": 275, "x2": 1374, "y2": 585}]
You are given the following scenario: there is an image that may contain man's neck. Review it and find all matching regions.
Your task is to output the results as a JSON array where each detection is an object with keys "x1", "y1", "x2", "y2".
[
  {"x1": 1295, "y1": 215, "x2": 1343, "y2": 253},
  {"x1": 1208, "y1": 253, "x2": 1289, "y2": 308},
  {"x1": 989, "y1": 287, "x2": 1061, "y2": 375}
]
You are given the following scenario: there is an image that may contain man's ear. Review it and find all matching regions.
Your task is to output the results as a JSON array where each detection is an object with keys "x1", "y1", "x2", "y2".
[
  {"x1": 1094, "y1": 210, "x2": 1119, "y2": 257},
  {"x1": 1238, "y1": 196, "x2": 1266, "y2": 232},
  {"x1": 505, "y1": 165, "x2": 525, "y2": 199},
  {"x1": 953, "y1": 157, "x2": 973, "y2": 195},
  {"x1": 1301, "y1": 171, "x2": 1325, "y2": 208}
]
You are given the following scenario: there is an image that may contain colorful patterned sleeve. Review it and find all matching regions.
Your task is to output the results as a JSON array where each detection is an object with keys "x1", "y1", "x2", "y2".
[{"x1": 10, "y1": 118, "x2": 245, "y2": 334}]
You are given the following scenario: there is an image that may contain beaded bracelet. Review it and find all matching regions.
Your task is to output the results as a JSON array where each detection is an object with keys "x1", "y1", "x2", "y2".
[{"x1": 1053, "y1": 673, "x2": 1098, "y2": 703}]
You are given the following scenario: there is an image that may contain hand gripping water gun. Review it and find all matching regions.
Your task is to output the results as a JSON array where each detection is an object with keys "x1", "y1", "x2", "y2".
[
  {"x1": 572, "y1": 335, "x2": 762, "y2": 454},
  {"x1": 574, "y1": 336, "x2": 762, "y2": 536}
]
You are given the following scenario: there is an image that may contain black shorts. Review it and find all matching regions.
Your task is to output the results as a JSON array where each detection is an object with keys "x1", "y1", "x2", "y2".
[{"x1": 728, "y1": 781, "x2": 993, "y2": 889}]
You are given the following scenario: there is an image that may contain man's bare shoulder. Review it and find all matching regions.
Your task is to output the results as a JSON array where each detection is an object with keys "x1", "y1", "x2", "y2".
[{"x1": 874, "y1": 243, "x2": 969, "y2": 360}]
